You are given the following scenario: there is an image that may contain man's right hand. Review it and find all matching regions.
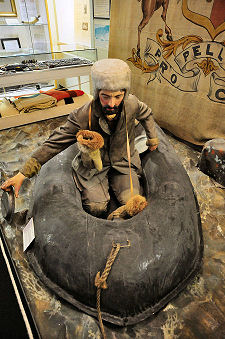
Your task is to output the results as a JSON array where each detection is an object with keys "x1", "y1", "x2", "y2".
[{"x1": 1, "y1": 172, "x2": 26, "y2": 198}]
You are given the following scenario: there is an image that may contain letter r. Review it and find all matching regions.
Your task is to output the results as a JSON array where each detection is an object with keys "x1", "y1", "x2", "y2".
[{"x1": 160, "y1": 61, "x2": 168, "y2": 74}]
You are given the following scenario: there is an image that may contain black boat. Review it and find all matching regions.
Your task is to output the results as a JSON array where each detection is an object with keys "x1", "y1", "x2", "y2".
[{"x1": 25, "y1": 125, "x2": 203, "y2": 326}]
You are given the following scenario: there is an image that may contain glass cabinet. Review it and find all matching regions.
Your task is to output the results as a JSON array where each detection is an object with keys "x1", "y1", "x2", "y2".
[
  {"x1": 0, "y1": 49, "x2": 97, "y2": 130},
  {"x1": 0, "y1": 1, "x2": 98, "y2": 129},
  {"x1": 0, "y1": 48, "x2": 97, "y2": 108},
  {"x1": 0, "y1": 0, "x2": 52, "y2": 56}
]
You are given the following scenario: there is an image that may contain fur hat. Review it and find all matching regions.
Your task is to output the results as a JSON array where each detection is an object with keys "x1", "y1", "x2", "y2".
[{"x1": 91, "y1": 58, "x2": 131, "y2": 100}]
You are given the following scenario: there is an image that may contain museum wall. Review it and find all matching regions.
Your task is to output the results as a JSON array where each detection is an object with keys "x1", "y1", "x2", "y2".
[
  {"x1": 46, "y1": 0, "x2": 92, "y2": 51},
  {"x1": 108, "y1": 0, "x2": 225, "y2": 145}
]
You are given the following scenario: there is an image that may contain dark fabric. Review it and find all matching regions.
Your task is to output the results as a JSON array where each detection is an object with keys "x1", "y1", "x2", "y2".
[{"x1": 64, "y1": 97, "x2": 74, "y2": 105}]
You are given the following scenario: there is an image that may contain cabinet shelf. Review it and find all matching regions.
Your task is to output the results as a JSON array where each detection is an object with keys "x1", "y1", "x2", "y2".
[
  {"x1": 0, "y1": 49, "x2": 98, "y2": 63},
  {"x1": 0, "y1": 64, "x2": 93, "y2": 87},
  {"x1": 0, "y1": 50, "x2": 51, "y2": 59}
]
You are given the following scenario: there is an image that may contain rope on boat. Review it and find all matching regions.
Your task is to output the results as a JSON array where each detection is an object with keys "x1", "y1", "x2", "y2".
[{"x1": 95, "y1": 241, "x2": 131, "y2": 339}]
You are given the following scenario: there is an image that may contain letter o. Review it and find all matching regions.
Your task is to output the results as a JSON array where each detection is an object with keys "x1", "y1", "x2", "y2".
[{"x1": 171, "y1": 74, "x2": 177, "y2": 84}]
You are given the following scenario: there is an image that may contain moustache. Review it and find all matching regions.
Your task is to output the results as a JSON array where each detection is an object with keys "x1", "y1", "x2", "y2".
[{"x1": 102, "y1": 105, "x2": 120, "y2": 119}]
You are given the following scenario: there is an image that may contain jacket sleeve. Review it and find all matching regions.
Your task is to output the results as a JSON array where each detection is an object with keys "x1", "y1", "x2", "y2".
[
  {"x1": 20, "y1": 110, "x2": 82, "y2": 178},
  {"x1": 135, "y1": 99, "x2": 158, "y2": 146}
]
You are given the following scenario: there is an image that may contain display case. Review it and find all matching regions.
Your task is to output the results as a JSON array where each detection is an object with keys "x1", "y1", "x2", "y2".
[
  {"x1": 0, "y1": 0, "x2": 51, "y2": 56},
  {"x1": 0, "y1": 1, "x2": 98, "y2": 130},
  {"x1": 0, "y1": 49, "x2": 97, "y2": 130},
  {"x1": 0, "y1": 49, "x2": 97, "y2": 89}
]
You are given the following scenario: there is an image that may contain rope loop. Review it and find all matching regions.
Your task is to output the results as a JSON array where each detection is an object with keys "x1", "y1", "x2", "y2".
[
  {"x1": 95, "y1": 243, "x2": 121, "y2": 291},
  {"x1": 95, "y1": 241, "x2": 130, "y2": 339}
]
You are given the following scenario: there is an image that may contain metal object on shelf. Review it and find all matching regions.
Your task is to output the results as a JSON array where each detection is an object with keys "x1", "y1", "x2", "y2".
[
  {"x1": 0, "y1": 56, "x2": 93, "y2": 76},
  {"x1": 22, "y1": 59, "x2": 37, "y2": 64},
  {"x1": 21, "y1": 15, "x2": 41, "y2": 25},
  {"x1": 35, "y1": 57, "x2": 92, "y2": 68},
  {"x1": 4, "y1": 64, "x2": 29, "y2": 71}
]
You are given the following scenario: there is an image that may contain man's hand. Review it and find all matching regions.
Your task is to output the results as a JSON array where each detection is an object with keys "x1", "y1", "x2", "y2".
[
  {"x1": 149, "y1": 145, "x2": 158, "y2": 152},
  {"x1": 1, "y1": 172, "x2": 26, "y2": 198}
]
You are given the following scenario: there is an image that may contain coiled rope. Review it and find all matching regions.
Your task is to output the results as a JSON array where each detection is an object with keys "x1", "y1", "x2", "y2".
[{"x1": 95, "y1": 241, "x2": 130, "y2": 339}]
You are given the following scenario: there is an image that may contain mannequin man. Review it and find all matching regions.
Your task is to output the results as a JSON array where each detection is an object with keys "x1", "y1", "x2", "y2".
[{"x1": 1, "y1": 59, "x2": 158, "y2": 217}]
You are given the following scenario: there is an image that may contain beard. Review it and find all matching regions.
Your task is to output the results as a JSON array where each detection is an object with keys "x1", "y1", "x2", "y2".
[{"x1": 101, "y1": 103, "x2": 123, "y2": 121}]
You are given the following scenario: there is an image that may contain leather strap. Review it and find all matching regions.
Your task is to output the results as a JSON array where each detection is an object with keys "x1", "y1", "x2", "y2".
[
  {"x1": 88, "y1": 104, "x2": 92, "y2": 130},
  {"x1": 124, "y1": 107, "x2": 134, "y2": 199}
]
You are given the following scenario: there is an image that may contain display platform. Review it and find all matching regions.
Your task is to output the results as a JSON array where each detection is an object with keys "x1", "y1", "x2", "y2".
[
  {"x1": 0, "y1": 117, "x2": 224, "y2": 338},
  {"x1": 0, "y1": 93, "x2": 92, "y2": 130}
]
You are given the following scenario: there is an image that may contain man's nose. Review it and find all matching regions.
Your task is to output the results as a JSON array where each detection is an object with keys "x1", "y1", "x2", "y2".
[{"x1": 108, "y1": 97, "x2": 116, "y2": 107}]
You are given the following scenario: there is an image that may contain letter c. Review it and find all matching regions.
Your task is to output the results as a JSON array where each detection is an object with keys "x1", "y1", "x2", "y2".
[{"x1": 215, "y1": 88, "x2": 225, "y2": 101}]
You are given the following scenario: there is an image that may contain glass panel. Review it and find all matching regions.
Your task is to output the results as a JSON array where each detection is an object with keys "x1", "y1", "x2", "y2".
[
  {"x1": 0, "y1": 48, "x2": 97, "y2": 64},
  {"x1": 29, "y1": 25, "x2": 51, "y2": 54},
  {"x1": 0, "y1": 80, "x2": 55, "y2": 98},
  {"x1": 0, "y1": 0, "x2": 51, "y2": 56}
]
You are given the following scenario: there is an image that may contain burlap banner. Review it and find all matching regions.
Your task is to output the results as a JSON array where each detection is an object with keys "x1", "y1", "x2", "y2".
[
  {"x1": 175, "y1": 41, "x2": 225, "y2": 71},
  {"x1": 208, "y1": 72, "x2": 225, "y2": 104},
  {"x1": 145, "y1": 39, "x2": 225, "y2": 102}
]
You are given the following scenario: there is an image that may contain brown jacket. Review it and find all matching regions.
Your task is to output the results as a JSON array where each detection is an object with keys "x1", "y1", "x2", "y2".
[{"x1": 21, "y1": 94, "x2": 158, "y2": 178}]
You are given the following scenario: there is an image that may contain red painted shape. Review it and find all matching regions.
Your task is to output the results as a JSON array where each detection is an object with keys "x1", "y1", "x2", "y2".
[{"x1": 210, "y1": 0, "x2": 225, "y2": 29}]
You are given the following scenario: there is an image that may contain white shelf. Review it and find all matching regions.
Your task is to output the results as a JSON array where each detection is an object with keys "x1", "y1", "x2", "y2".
[
  {"x1": 0, "y1": 94, "x2": 92, "y2": 130},
  {"x1": 0, "y1": 64, "x2": 92, "y2": 87}
]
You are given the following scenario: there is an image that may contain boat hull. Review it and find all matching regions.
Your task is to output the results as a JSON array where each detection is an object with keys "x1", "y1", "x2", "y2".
[{"x1": 27, "y1": 126, "x2": 203, "y2": 326}]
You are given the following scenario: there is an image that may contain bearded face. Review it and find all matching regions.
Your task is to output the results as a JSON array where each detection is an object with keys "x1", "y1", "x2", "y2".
[
  {"x1": 99, "y1": 90, "x2": 125, "y2": 121},
  {"x1": 101, "y1": 104, "x2": 122, "y2": 121}
]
